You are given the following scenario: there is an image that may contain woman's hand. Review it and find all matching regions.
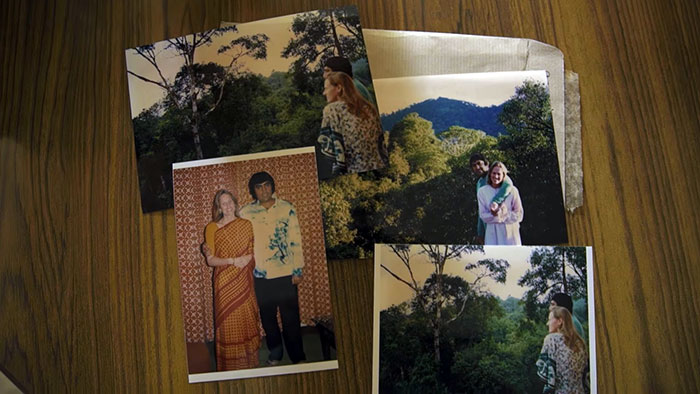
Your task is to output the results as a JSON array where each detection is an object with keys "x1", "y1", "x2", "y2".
[
  {"x1": 201, "y1": 243, "x2": 235, "y2": 267},
  {"x1": 232, "y1": 257, "x2": 246, "y2": 268},
  {"x1": 201, "y1": 243, "x2": 212, "y2": 258},
  {"x1": 232, "y1": 254, "x2": 253, "y2": 268}
]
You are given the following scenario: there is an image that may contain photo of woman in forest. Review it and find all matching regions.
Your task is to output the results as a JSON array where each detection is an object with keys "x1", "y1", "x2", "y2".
[
  {"x1": 537, "y1": 306, "x2": 588, "y2": 393},
  {"x1": 321, "y1": 71, "x2": 387, "y2": 175},
  {"x1": 374, "y1": 245, "x2": 595, "y2": 394},
  {"x1": 126, "y1": 6, "x2": 373, "y2": 213},
  {"x1": 477, "y1": 161, "x2": 524, "y2": 245},
  {"x1": 201, "y1": 189, "x2": 261, "y2": 371}
]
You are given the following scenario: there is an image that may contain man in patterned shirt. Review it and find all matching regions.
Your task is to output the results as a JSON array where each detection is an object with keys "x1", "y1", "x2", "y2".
[{"x1": 239, "y1": 171, "x2": 306, "y2": 365}]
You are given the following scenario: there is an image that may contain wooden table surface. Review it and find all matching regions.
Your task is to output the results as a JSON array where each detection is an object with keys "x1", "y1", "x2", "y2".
[{"x1": 2, "y1": 0, "x2": 699, "y2": 392}]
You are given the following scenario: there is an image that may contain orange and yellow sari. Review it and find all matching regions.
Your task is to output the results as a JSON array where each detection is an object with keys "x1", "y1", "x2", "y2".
[{"x1": 205, "y1": 218, "x2": 260, "y2": 371}]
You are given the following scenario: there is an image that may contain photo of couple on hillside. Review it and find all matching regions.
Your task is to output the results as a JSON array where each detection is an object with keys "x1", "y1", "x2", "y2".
[{"x1": 322, "y1": 71, "x2": 568, "y2": 258}]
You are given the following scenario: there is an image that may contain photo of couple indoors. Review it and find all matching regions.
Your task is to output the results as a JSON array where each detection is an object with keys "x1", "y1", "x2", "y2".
[{"x1": 201, "y1": 172, "x2": 307, "y2": 371}]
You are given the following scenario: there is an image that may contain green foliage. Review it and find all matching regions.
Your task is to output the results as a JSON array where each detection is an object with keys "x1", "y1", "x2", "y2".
[
  {"x1": 203, "y1": 73, "x2": 271, "y2": 155},
  {"x1": 282, "y1": 6, "x2": 366, "y2": 72},
  {"x1": 448, "y1": 134, "x2": 505, "y2": 171},
  {"x1": 380, "y1": 304, "x2": 439, "y2": 394},
  {"x1": 466, "y1": 258, "x2": 510, "y2": 284},
  {"x1": 320, "y1": 174, "x2": 378, "y2": 257},
  {"x1": 371, "y1": 171, "x2": 471, "y2": 244},
  {"x1": 499, "y1": 80, "x2": 553, "y2": 136},
  {"x1": 389, "y1": 113, "x2": 449, "y2": 181},
  {"x1": 130, "y1": 28, "x2": 270, "y2": 211},
  {"x1": 386, "y1": 145, "x2": 411, "y2": 181},
  {"x1": 497, "y1": 80, "x2": 566, "y2": 244},
  {"x1": 573, "y1": 298, "x2": 589, "y2": 341},
  {"x1": 418, "y1": 274, "x2": 472, "y2": 316},
  {"x1": 319, "y1": 182, "x2": 356, "y2": 248},
  {"x1": 518, "y1": 246, "x2": 588, "y2": 330},
  {"x1": 380, "y1": 275, "x2": 555, "y2": 393},
  {"x1": 452, "y1": 340, "x2": 529, "y2": 394},
  {"x1": 519, "y1": 246, "x2": 588, "y2": 301},
  {"x1": 133, "y1": 68, "x2": 328, "y2": 211},
  {"x1": 439, "y1": 126, "x2": 486, "y2": 157},
  {"x1": 281, "y1": 6, "x2": 366, "y2": 96}
]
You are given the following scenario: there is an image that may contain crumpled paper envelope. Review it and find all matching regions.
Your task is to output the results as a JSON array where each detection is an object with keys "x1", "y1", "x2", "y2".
[
  {"x1": 362, "y1": 29, "x2": 581, "y2": 211},
  {"x1": 220, "y1": 23, "x2": 583, "y2": 210}
]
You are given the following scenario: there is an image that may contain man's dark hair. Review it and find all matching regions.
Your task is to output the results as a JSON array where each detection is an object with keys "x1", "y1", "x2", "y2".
[
  {"x1": 248, "y1": 171, "x2": 275, "y2": 200},
  {"x1": 551, "y1": 293, "x2": 574, "y2": 314},
  {"x1": 324, "y1": 56, "x2": 353, "y2": 78},
  {"x1": 469, "y1": 153, "x2": 488, "y2": 166}
]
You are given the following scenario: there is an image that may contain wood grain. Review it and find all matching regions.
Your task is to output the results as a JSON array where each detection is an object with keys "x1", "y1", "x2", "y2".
[{"x1": 1, "y1": 0, "x2": 699, "y2": 392}]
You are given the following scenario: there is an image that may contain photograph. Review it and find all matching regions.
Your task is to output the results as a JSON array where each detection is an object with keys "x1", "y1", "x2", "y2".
[
  {"x1": 126, "y1": 6, "x2": 386, "y2": 213},
  {"x1": 320, "y1": 71, "x2": 567, "y2": 259},
  {"x1": 172, "y1": 147, "x2": 337, "y2": 383},
  {"x1": 372, "y1": 244, "x2": 596, "y2": 394}
]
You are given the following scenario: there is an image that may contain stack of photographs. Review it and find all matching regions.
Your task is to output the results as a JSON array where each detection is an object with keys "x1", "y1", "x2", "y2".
[{"x1": 124, "y1": 5, "x2": 595, "y2": 392}]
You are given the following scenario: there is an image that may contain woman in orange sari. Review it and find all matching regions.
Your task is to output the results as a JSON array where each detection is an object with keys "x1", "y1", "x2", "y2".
[{"x1": 202, "y1": 189, "x2": 260, "y2": 371}]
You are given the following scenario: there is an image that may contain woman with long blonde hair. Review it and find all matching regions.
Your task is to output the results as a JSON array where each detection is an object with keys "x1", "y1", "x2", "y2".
[
  {"x1": 536, "y1": 306, "x2": 588, "y2": 393},
  {"x1": 321, "y1": 71, "x2": 387, "y2": 174},
  {"x1": 201, "y1": 189, "x2": 260, "y2": 371},
  {"x1": 477, "y1": 161, "x2": 523, "y2": 245}
]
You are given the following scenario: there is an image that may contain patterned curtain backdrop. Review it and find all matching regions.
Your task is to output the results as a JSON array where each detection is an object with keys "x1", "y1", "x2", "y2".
[{"x1": 173, "y1": 152, "x2": 332, "y2": 343}]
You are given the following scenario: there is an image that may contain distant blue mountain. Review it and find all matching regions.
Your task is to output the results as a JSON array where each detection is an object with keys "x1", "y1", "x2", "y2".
[{"x1": 380, "y1": 96, "x2": 506, "y2": 136}]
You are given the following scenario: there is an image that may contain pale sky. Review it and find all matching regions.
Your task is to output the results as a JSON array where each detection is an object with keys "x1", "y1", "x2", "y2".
[
  {"x1": 376, "y1": 244, "x2": 542, "y2": 311},
  {"x1": 373, "y1": 70, "x2": 548, "y2": 115},
  {"x1": 125, "y1": 12, "x2": 356, "y2": 117}
]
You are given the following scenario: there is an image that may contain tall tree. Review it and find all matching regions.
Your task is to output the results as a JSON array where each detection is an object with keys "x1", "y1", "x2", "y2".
[
  {"x1": 281, "y1": 6, "x2": 366, "y2": 74},
  {"x1": 438, "y1": 126, "x2": 486, "y2": 157},
  {"x1": 496, "y1": 80, "x2": 566, "y2": 244},
  {"x1": 518, "y1": 246, "x2": 587, "y2": 302},
  {"x1": 381, "y1": 245, "x2": 509, "y2": 365},
  {"x1": 389, "y1": 113, "x2": 449, "y2": 182},
  {"x1": 127, "y1": 26, "x2": 268, "y2": 159},
  {"x1": 497, "y1": 79, "x2": 556, "y2": 178}
]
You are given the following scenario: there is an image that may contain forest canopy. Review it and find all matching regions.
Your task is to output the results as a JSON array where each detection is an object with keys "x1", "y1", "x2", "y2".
[{"x1": 378, "y1": 245, "x2": 590, "y2": 394}]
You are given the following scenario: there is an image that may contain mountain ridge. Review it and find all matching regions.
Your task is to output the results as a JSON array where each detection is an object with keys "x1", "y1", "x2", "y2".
[{"x1": 380, "y1": 96, "x2": 506, "y2": 136}]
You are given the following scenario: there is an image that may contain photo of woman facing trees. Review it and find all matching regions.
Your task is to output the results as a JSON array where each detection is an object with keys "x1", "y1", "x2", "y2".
[
  {"x1": 373, "y1": 244, "x2": 595, "y2": 394},
  {"x1": 125, "y1": 6, "x2": 374, "y2": 212}
]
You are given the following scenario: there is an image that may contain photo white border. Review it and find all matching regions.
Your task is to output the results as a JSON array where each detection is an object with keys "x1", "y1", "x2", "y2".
[
  {"x1": 372, "y1": 243, "x2": 382, "y2": 394},
  {"x1": 586, "y1": 246, "x2": 597, "y2": 394},
  {"x1": 189, "y1": 360, "x2": 339, "y2": 383},
  {"x1": 173, "y1": 146, "x2": 315, "y2": 170},
  {"x1": 372, "y1": 244, "x2": 597, "y2": 394}
]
